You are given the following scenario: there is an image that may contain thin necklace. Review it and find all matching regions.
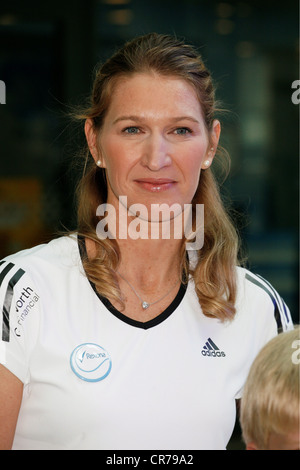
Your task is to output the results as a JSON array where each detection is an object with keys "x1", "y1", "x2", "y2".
[{"x1": 116, "y1": 271, "x2": 181, "y2": 310}]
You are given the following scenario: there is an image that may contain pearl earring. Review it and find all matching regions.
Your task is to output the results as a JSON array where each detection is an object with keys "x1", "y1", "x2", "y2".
[
  {"x1": 204, "y1": 160, "x2": 210, "y2": 167},
  {"x1": 96, "y1": 160, "x2": 101, "y2": 167}
]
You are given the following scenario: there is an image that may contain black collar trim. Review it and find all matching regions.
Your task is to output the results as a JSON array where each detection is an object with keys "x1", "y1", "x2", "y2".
[{"x1": 77, "y1": 235, "x2": 187, "y2": 330}]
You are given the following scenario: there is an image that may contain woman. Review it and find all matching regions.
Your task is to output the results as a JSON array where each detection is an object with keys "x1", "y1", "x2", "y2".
[{"x1": 0, "y1": 33, "x2": 293, "y2": 450}]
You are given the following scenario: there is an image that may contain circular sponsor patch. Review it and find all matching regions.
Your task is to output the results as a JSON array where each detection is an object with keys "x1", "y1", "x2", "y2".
[{"x1": 70, "y1": 343, "x2": 112, "y2": 382}]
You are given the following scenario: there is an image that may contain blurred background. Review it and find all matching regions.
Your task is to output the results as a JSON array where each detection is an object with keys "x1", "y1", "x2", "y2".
[{"x1": 0, "y1": 0, "x2": 298, "y2": 450}]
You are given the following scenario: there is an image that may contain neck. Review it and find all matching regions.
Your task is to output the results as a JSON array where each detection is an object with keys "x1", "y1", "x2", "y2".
[
  {"x1": 116, "y1": 237, "x2": 184, "y2": 319},
  {"x1": 84, "y1": 224, "x2": 185, "y2": 321},
  {"x1": 96, "y1": 196, "x2": 186, "y2": 281},
  {"x1": 117, "y1": 235, "x2": 183, "y2": 286}
]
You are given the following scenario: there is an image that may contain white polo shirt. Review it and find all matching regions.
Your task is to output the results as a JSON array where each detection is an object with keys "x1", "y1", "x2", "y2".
[{"x1": 0, "y1": 235, "x2": 293, "y2": 449}]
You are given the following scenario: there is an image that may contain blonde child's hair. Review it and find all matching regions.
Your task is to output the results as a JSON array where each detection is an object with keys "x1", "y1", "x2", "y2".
[{"x1": 240, "y1": 327, "x2": 300, "y2": 449}]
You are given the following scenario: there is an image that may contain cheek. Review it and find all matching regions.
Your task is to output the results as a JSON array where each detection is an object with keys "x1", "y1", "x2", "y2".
[
  {"x1": 101, "y1": 138, "x2": 136, "y2": 171},
  {"x1": 100, "y1": 138, "x2": 117, "y2": 166},
  {"x1": 180, "y1": 145, "x2": 207, "y2": 197},
  {"x1": 183, "y1": 146, "x2": 205, "y2": 177}
]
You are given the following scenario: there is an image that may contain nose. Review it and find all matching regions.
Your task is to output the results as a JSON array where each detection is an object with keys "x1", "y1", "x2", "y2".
[{"x1": 141, "y1": 132, "x2": 172, "y2": 171}]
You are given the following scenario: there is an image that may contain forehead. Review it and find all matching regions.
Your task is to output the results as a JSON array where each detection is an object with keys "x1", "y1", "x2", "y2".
[{"x1": 105, "y1": 72, "x2": 203, "y2": 121}]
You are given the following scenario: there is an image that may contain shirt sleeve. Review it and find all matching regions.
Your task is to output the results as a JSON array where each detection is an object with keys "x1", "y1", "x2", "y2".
[
  {"x1": 244, "y1": 271, "x2": 294, "y2": 333},
  {"x1": 233, "y1": 270, "x2": 294, "y2": 400},
  {"x1": 0, "y1": 259, "x2": 40, "y2": 384}
]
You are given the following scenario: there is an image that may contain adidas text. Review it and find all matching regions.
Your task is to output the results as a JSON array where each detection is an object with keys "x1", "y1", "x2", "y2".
[{"x1": 201, "y1": 350, "x2": 226, "y2": 357}]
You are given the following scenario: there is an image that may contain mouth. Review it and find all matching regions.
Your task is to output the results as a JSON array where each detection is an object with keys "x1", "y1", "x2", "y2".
[{"x1": 134, "y1": 178, "x2": 177, "y2": 192}]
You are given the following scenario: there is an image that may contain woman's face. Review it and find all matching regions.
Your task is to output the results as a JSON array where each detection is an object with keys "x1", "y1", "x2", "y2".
[{"x1": 86, "y1": 72, "x2": 220, "y2": 220}]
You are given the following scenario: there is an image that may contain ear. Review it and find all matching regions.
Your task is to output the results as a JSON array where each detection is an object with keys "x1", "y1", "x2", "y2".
[
  {"x1": 201, "y1": 120, "x2": 221, "y2": 170},
  {"x1": 210, "y1": 119, "x2": 221, "y2": 151},
  {"x1": 84, "y1": 118, "x2": 103, "y2": 166},
  {"x1": 246, "y1": 442, "x2": 258, "y2": 450}
]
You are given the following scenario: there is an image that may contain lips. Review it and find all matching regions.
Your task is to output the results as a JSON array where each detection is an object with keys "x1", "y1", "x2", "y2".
[{"x1": 134, "y1": 178, "x2": 177, "y2": 192}]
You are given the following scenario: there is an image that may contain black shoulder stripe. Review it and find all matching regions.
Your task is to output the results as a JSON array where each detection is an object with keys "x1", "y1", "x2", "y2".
[
  {"x1": 0, "y1": 262, "x2": 15, "y2": 287},
  {"x1": 2, "y1": 268, "x2": 25, "y2": 342},
  {"x1": 256, "y1": 274, "x2": 284, "y2": 313},
  {"x1": 245, "y1": 273, "x2": 283, "y2": 331},
  {"x1": 255, "y1": 273, "x2": 291, "y2": 326}
]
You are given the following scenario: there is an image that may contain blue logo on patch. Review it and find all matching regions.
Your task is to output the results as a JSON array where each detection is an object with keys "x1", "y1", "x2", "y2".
[{"x1": 70, "y1": 343, "x2": 112, "y2": 382}]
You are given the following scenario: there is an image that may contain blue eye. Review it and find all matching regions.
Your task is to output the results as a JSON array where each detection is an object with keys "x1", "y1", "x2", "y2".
[
  {"x1": 123, "y1": 126, "x2": 140, "y2": 134},
  {"x1": 174, "y1": 127, "x2": 192, "y2": 135}
]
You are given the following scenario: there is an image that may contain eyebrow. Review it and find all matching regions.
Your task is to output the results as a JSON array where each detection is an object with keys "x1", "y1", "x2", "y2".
[{"x1": 112, "y1": 115, "x2": 200, "y2": 125}]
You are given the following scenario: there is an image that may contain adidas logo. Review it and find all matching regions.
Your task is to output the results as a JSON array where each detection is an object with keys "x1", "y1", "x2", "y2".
[{"x1": 201, "y1": 337, "x2": 226, "y2": 357}]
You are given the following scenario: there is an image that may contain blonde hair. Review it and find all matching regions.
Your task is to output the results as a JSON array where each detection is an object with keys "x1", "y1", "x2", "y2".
[
  {"x1": 240, "y1": 327, "x2": 300, "y2": 449},
  {"x1": 73, "y1": 33, "x2": 241, "y2": 320}
]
